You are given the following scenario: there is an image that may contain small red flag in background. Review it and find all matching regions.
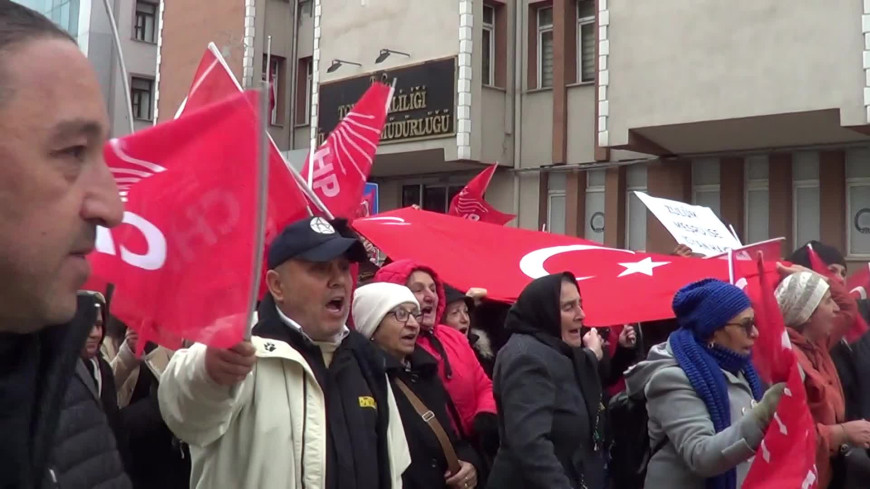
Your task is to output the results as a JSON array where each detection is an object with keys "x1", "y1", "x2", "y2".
[
  {"x1": 806, "y1": 245, "x2": 869, "y2": 342},
  {"x1": 301, "y1": 82, "x2": 393, "y2": 219},
  {"x1": 89, "y1": 91, "x2": 262, "y2": 350},
  {"x1": 448, "y1": 164, "x2": 515, "y2": 225},
  {"x1": 847, "y1": 263, "x2": 870, "y2": 300},
  {"x1": 742, "y1": 253, "x2": 819, "y2": 489}
]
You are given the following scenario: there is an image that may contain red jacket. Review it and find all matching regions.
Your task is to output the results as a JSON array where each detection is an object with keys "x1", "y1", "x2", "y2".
[{"x1": 374, "y1": 260, "x2": 497, "y2": 435}]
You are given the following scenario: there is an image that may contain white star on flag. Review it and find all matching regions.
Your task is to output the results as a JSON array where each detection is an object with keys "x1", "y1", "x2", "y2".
[{"x1": 617, "y1": 257, "x2": 670, "y2": 277}]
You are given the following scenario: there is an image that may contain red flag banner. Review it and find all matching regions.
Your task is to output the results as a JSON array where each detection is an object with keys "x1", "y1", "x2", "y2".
[
  {"x1": 90, "y1": 91, "x2": 261, "y2": 349},
  {"x1": 352, "y1": 208, "x2": 777, "y2": 326},
  {"x1": 448, "y1": 164, "x2": 515, "y2": 225},
  {"x1": 742, "y1": 254, "x2": 819, "y2": 489},
  {"x1": 182, "y1": 43, "x2": 315, "y2": 298},
  {"x1": 710, "y1": 238, "x2": 784, "y2": 262},
  {"x1": 301, "y1": 82, "x2": 393, "y2": 219}
]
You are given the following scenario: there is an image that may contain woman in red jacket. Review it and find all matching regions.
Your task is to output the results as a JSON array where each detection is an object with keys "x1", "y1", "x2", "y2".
[{"x1": 374, "y1": 260, "x2": 499, "y2": 459}]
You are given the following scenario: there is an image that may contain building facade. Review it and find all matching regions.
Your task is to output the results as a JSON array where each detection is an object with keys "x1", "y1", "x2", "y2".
[
  {"x1": 155, "y1": 0, "x2": 870, "y2": 267},
  {"x1": 17, "y1": 0, "x2": 158, "y2": 136}
]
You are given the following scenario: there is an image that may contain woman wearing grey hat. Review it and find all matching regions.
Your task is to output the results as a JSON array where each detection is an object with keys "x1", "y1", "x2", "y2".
[{"x1": 775, "y1": 268, "x2": 870, "y2": 489}]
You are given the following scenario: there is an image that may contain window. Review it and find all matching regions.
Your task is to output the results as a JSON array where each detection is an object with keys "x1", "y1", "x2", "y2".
[
  {"x1": 262, "y1": 55, "x2": 284, "y2": 125},
  {"x1": 401, "y1": 184, "x2": 464, "y2": 213},
  {"x1": 626, "y1": 164, "x2": 648, "y2": 251},
  {"x1": 537, "y1": 7, "x2": 554, "y2": 88},
  {"x1": 585, "y1": 169, "x2": 606, "y2": 242},
  {"x1": 482, "y1": 5, "x2": 495, "y2": 86},
  {"x1": 846, "y1": 149, "x2": 870, "y2": 257},
  {"x1": 130, "y1": 76, "x2": 154, "y2": 121},
  {"x1": 577, "y1": 0, "x2": 595, "y2": 83},
  {"x1": 296, "y1": 57, "x2": 313, "y2": 126},
  {"x1": 692, "y1": 158, "x2": 721, "y2": 216},
  {"x1": 547, "y1": 172, "x2": 566, "y2": 234},
  {"x1": 134, "y1": 0, "x2": 157, "y2": 43},
  {"x1": 793, "y1": 152, "x2": 820, "y2": 250},
  {"x1": 744, "y1": 155, "x2": 770, "y2": 244}
]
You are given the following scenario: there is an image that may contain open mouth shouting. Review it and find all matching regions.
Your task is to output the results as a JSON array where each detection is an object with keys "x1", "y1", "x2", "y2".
[{"x1": 325, "y1": 295, "x2": 347, "y2": 318}]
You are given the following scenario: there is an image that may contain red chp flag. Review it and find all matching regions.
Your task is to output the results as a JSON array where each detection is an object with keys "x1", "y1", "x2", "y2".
[
  {"x1": 90, "y1": 91, "x2": 262, "y2": 350},
  {"x1": 182, "y1": 43, "x2": 315, "y2": 297},
  {"x1": 448, "y1": 164, "x2": 515, "y2": 225},
  {"x1": 301, "y1": 83, "x2": 393, "y2": 219},
  {"x1": 352, "y1": 208, "x2": 778, "y2": 326},
  {"x1": 742, "y1": 254, "x2": 819, "y2": 489}
]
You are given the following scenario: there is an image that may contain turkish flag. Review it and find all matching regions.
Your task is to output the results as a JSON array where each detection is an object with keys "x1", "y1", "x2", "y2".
[
  {"x1": 448, "y1": 164, "x2": 515, "y2": 225},
  {"x1": 301, "y1": 82, "x2": 393, "y2": 219},
  {"x1": 90, "y1": 91, "x2": 261, "y2": 350},
  {"x1": 352, "y1": 208, "x2": 777, "y2": 326},
  {"x1": 742, "y1": 254, "x2": 819, "y2": 489}
]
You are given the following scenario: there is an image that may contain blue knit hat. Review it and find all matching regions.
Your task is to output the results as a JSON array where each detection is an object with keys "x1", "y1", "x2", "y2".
[{"x1": 673, "y1": 279, "x2": 751, "y2": 340}]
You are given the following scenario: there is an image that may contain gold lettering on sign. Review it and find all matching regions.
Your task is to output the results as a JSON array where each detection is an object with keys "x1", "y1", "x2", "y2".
[
  {"x1": 337, "y1": 86, "x2": 429, "y2": 119},
  {"x1": 381, "y1": 113, "x2": 452, "y2": 141}
]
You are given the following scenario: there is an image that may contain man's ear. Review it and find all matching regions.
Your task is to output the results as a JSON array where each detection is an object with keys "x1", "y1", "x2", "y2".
[{"x1": 266, "y1": 269, "x2": 284, "y2": 302}]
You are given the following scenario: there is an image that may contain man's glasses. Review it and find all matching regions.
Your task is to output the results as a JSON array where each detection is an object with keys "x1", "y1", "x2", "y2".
[
  {"x1": 390, "y1": 308, "x2": 423, "y2": 324},
  {"x1": 724, "y1": 319, "x2": 756, "y2": 335}
]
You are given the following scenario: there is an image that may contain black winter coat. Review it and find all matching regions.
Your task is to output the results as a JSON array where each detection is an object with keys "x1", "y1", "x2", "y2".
[
  {"x1": 386, "y1": 347, "x2": 482, "y2": 489},
  {"x1": 0, "y1": 293, "x2": 131, "y2": 489},
  {"x1": 487, "y1": 273, "x2": 605, "y2": 489}
]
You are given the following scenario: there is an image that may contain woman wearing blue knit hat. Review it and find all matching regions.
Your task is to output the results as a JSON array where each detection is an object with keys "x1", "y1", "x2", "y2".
[{"x1": 624, "y1": 279, "x2": 786, "y2": 489}]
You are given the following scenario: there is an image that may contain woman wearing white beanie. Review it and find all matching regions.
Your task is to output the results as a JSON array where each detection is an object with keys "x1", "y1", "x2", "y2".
[
  {"x1": 775, "y1": 268, "x2": 870, "y2": 488},
  {"x1": 353, "y1": 283, "x2": 482, "y2": 489}
]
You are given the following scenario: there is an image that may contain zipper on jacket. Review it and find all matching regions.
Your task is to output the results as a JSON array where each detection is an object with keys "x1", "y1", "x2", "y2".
[{"x1": 48, "y1": 467, "x2": 58, "y2": 487}]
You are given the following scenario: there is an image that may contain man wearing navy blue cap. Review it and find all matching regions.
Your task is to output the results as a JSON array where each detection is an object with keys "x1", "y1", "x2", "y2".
[{"x1": 158, "y1": 217, "x2": 410, "y2": 489}]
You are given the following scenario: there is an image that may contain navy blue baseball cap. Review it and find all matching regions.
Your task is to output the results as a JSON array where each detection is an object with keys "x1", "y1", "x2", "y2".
[{"x1": 267, "y1": 217, "x2": 368, "y2": 269}]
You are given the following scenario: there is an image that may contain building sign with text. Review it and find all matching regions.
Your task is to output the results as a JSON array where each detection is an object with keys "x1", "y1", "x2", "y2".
[{"x1": 318, "y1": 57, "x2": 456, "y2": 144}]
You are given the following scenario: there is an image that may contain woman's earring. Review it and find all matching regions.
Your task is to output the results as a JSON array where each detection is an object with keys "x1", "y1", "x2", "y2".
[{"x1": 707, "y1": 341, "x2": 715, "y2": 349}]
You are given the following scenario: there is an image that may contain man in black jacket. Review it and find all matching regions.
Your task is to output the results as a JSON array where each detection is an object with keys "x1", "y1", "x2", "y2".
[{"x1": 0, "y1": 2, "x2": 126, "y2": 487}]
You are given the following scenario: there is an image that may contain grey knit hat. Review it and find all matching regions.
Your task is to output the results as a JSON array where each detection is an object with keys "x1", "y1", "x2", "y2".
[{"x1": 774, "y1": 271, "x2": 830, "y2": 327}]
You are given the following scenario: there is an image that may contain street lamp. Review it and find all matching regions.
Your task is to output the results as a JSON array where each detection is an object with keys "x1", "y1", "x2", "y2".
[
  {"x1": 327, "y1": 59, "x2": 362, "y2": 73},
  {"x1": 375, "y1": 48, "x2": 411, "y2": 64}
]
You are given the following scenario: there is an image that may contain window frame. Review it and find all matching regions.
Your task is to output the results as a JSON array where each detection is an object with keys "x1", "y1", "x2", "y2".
[
  {"x1": 262, "y1": 55, "x2": 283, "y2": 126},
  {"x1": 304, "y1": 58, "x2": 312, "y2": 124},
  {"x1": 130, "y1": 76, "x2": 154, "y2": 122},
  {"x1": 847, "y1": 177, "x2": 870, "y2": 258},
  {"x1": 576, "y1": 0, "x2": 596, "y2": 84},
  {"x1": 482, "y1": 4, "x2": 496, "y2": 87},
  {"x1": 537, "y1": 6, "x2": 554, "y2": 89},
  {"x1": 133, "y1": 0, "x2": 157, "y2": 44},
  {"x1": 584, "y1": 169, "x2": 606, "y2": 240},
  {"x1": 402, "y1": 183, "x2": 465, "y2": 213},
  {"x1": 792, "y1": 179, "x2": 820, "y2": 251},
  {"x1": 625, "y1": 165, "x2": 648, "y2": 251},
  {"x1": 547, "y1": 190, "x2": 566, "y2": 234}
]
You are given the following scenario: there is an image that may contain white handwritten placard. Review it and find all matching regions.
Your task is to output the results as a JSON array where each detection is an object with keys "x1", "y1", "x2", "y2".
[{"x1": 634, "y1": 191, "x2": 741, "y2": 257}]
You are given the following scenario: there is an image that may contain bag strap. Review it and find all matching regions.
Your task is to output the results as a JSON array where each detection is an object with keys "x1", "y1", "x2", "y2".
[{"x1": 394, "y1": 378, "x2": 462, "y2": 475}]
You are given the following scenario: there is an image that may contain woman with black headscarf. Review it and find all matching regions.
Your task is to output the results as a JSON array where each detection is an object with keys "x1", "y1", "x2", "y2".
[{"x1": 486, "y1": 272, "x2": 605, "y2": 489}]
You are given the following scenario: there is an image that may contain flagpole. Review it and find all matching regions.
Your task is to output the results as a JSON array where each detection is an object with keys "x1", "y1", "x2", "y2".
[
  {"x1": 101, "y1": 0, "x2": 135, "y2": 134},
  {"x1": 245, "y1": 52, "x2": 273, "y2": 339},
  {"x1": 308, "y1": 0, "x2": 321, "y2": 190}
]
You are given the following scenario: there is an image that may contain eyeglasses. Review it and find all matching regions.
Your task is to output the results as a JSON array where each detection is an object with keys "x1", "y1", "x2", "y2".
[
  {"x1": 724, "y1": 319, "x2": 756, "y2": 335},
  {"x1": 390, "y1": 308, "x2": 423, "y2": 324}
]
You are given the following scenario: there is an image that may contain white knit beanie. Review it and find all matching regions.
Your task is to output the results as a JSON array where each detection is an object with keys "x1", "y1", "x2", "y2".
[
  {"x1": 352, "y1": 283, "x2": 420, "y2": 340},
  {"x1": 775, "y1": 271, "x2": 830, "y2": 327}
]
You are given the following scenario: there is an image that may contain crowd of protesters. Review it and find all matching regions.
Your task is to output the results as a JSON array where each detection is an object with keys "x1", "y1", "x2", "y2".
[{"x1": 4, "y1": 2, "x2": 870, "y2": 489}]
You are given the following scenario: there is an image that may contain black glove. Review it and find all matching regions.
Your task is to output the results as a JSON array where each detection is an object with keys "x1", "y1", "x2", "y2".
[{"x1": 472, "y1": 412, "x2": 500, "y2": 458}]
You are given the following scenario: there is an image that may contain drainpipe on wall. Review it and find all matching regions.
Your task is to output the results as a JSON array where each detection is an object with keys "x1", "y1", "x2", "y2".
[
  {"x1": 102, "y1": 0, "x2": 135, "y2": 135},
  {"x1": 511, "y1": 0, "x2": 523, "y2": 227},
  {"x1": 288, "y1": 0, "x2": 300, "y2": 148}
]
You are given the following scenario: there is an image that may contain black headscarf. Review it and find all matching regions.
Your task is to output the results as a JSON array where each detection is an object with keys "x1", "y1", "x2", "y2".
[{"x1": 505, "y1": 272, "x2": 577, "y2": 355}]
